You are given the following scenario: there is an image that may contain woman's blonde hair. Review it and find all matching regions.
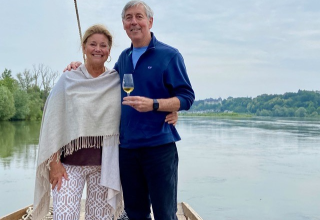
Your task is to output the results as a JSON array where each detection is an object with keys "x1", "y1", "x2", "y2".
[{"x1": 82, "y1": 24, "x2": 113, "y2": 49}]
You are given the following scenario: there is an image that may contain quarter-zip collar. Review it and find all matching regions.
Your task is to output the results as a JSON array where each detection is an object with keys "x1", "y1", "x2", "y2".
[{"x1": 126, "y1": 32, "x2": 156, "y2": 56}]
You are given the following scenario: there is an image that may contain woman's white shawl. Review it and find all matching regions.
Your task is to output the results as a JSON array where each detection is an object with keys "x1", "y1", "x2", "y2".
[{"x1": 33, "y1": 64, "x2": 123, "y2": 219}]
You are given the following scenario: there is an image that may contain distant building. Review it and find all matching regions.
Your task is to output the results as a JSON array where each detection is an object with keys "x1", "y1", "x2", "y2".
[{"x1": 204, "y1": 98, "x2": 222, "y2": 105}]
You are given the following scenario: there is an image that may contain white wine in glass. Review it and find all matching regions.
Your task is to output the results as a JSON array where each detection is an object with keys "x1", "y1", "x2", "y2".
[{"x1": 123, "y1": 74, "x2": 134, "y2": 96}]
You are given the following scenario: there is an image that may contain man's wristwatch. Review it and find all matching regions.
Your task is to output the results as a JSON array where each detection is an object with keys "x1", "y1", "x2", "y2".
[{"x1": 153, "y1": 99, "x2": 159, "y2": 111}]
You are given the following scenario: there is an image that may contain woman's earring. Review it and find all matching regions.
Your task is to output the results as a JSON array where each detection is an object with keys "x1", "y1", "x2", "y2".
[{"x1": 107, "y1": 55, "x2": 112, "y2": 63}]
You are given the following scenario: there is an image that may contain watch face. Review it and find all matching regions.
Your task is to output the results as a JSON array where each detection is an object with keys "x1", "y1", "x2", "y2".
[{"x1": 153, "y1": 99, "x2": 159, "y2": 111}]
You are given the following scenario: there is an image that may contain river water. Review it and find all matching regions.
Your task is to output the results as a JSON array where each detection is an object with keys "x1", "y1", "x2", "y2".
[{"x1": 0, "y1": 117, "x2": 320, "y2": 220}]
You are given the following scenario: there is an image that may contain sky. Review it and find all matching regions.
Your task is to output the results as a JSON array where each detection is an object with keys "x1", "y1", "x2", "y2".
[{"x1": 1, "y1": 0, "x2": 319, "y2": 100}]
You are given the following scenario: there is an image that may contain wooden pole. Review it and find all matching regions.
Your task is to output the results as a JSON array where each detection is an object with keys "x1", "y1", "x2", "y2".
[{"x1": 74, "y1": 0, "x2": 85, "y2": 63}]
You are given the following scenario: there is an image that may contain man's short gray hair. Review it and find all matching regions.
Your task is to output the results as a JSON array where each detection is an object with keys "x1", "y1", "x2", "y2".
[{"x1": 121, "y1": 0, "x2": 154, "y2": 19}]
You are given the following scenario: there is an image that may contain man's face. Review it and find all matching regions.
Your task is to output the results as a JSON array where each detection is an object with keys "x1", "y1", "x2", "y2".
[{"x1": 122, "y1": 4, "x2": 153, "y2": 47}]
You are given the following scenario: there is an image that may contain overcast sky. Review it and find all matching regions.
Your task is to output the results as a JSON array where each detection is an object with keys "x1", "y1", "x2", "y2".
[{"x1": 1, "y1": 0, "x2": 319, "y2": 100}]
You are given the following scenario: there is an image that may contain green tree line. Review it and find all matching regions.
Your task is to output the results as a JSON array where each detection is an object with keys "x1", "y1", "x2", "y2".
[
  {"x1": 2, "y1": 66, "x2": 319, "y2": 119},
  {"x1": 190, "y1": 90, "x2": 320, "y2": 117},
  {"x1": 0, "y1": 65, "x2": 59, "y2": 121}
]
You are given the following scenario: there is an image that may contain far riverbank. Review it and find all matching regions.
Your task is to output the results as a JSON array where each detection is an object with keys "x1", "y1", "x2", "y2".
[{"x1": 179, "y1": 112, "x2": 320, "y2": 119}]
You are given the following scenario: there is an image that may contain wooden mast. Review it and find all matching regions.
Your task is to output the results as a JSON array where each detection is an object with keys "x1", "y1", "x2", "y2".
[{"x1": 74, "y1": 0, "x2": 85, "y2": 63}]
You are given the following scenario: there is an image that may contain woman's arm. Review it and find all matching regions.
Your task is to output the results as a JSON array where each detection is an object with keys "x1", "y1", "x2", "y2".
[{"x1": 49, "y1": 152, "x2": 69, "y2": 191}]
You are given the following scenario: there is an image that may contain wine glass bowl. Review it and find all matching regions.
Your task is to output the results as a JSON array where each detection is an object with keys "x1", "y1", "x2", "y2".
[{"x1": 123, "y1": 74, "x2": 134, "y2": 96}]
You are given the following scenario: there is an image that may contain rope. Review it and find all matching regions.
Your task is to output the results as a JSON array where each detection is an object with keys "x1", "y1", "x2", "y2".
[
  {"x1": 74, "y1": 0, "x2": 85, "y2": 63},
  {"x1": 18, "y1": 206, "x2": 129, "y2": 220},
  {"x1": 19, "y1": 206, "x2": 53, "y2": 220}
]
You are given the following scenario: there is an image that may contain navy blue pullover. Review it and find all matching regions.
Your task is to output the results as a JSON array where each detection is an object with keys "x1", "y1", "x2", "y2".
[{"x1": 114, "y1": 33, "x2": 195, "y2": 148}]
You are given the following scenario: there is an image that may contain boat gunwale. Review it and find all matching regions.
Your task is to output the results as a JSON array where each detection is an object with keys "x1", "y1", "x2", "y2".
[
  {"x1": 0, "y1": 205, "x2": 32, "y2": 220},
  {"x1": 181, "y1": 202, "x2": 203, "y2": 220},
  {"x1": 0, "y1": 202, "x2": 203, "y2": 220}
]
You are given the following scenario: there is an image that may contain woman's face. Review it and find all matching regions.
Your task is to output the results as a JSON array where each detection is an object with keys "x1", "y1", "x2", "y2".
[{"x1": 83, "y1": 33, "x2": 110, "y2": 66}]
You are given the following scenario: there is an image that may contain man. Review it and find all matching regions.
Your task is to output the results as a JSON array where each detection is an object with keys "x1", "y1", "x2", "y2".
[
  {"x1": 66, "y1": 1, "x2": 194, "y2": 219},
  {"x1": 116, "y1": 1, "x2": 194, "y2": 220}
]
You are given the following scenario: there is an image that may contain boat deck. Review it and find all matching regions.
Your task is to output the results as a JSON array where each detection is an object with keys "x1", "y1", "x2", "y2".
[
  {"x1": 79, "y1": 201, "x2": 200, "y2": 220},
  {"x1": 0, "y1": 201, "x2": 202, "y2": 220}
]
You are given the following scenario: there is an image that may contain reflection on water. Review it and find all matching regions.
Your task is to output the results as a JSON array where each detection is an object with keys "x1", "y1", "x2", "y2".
[
  {"x1": 1, "y1": 118, "x2": 320, "y2": 220},
  {"x1": 0, "y1": 121, "x2": 40, "y2": 216},
  {"x1": 0, "y1": 121, "x2": 40, "y2": 161}
]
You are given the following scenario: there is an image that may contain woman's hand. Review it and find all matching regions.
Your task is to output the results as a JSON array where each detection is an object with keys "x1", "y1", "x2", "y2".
[
  {"x1": 165, "y1": 111, "x2": 178, "y2": 126},
  {"x1": 63, "y1": 61, "x2": 82, "y2": 72},
  {"x1": 49, "y1": 159, "x2": 68, "y2": 191}
]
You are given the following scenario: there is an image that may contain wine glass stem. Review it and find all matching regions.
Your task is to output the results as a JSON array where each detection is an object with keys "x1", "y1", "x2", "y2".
[{"x1": 127, "y1": 93, "x2": 130, "y2": 96}]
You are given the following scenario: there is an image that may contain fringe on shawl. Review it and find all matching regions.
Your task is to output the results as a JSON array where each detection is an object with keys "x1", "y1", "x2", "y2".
[
  {"x1": 114, "y1": 192, "x2": 124, "y2": 219},
  {"x1": 32, "y1": 161, "x2": 51, "y2": 220},
  {"x1": 63, "y1": 136, "x2": 104, "y2": 155},
  {"x1": 46, "y1": 135, "x2": 119, "y2": 168},
  {"x1": 34, "y1": 134, "x2": 121, "y2": 220}
]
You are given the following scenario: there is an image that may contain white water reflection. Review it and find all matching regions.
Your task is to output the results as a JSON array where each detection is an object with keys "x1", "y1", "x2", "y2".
[{"x1": 1, "y1": 118, "x2": 320, "y2": 220}]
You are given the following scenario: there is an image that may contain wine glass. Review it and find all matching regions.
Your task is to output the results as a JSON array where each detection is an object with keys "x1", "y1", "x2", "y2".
[{"x1": 122, "y1": 73, "x2": 134, "y2": 96}]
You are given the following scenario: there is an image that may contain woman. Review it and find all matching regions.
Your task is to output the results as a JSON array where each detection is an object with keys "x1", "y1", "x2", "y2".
[{"x1": 32, "y1": 24, "x2": 122, "y2": 220}]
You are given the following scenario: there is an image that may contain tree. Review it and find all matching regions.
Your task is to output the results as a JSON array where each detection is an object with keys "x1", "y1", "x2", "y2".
[
  {"x1": 1, "y1": 68, "x2": 12, "y2": 79},
  {"x1": 32, "y1": 64, "x2": 41, "y2": 89},
  {"x1": 287, "y1": 108, "x2": 295, "y2": 117},
  {"x1": 32, "y1": 64, "x2": 59, "y2": 106},
  {"x1": 310, "y1": 111, "x2": 318, "y2": 117},
  {"x1": 259, "y1": 109, "x2": 272, "y2": 116},
  {"x1": 26, "y1": 86, "x2": 43, "y2": 120},
  {"x1": 0, "y1": 68, "x2": 19, "y2": 93},
  {"x1": 295, "y1": 107, "x2": 307, "y2": 117},
  {"x1": 12, "y1": 89, "x2": 30, "y2": 120},
  {"x1": 17, "y1": 69, "x2": 34, "y2": 91},
  {"x1": 0, "y1": 86, "x2": 16, "y2": 120},
  {"x1": 306, "y1": 102, "x2": 316, "y2": 114},
  {"x1": 272, "y1": 105, "x2": 288, "y2": 117}
]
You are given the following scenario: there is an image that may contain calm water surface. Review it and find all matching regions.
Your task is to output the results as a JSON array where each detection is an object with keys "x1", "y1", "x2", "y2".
[{"x1": 1, "y1": 117, "x2": 320, "y2": 220}]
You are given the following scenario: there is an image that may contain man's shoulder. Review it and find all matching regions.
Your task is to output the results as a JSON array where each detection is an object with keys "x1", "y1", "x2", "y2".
[{"x1": 156, "y1": 40, "x2": 179, "y2": 54}]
